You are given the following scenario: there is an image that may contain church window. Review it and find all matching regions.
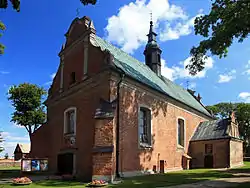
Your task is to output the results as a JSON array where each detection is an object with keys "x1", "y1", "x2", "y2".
[
  {"x1": 205, "y1": 144, "x2": 213, "y2": 155},
  {"x1": 64, "y1": 107, "x2": 76, "y2": 135},
  {"x1": 177, "y1": 118, "x2": 185, "y2": 147},
  {"x1": 158, "y1": 54, "x2": 161, "y2": 63},
  {"x1": 139, "y1": 107, "x2": 152, "y2": 146},
  {"x1": 70, "y1": 72, "x2": 76, "y2": 85},
  {"x1": 146, "y1": 54, "x2": 151, "y2": 65}
]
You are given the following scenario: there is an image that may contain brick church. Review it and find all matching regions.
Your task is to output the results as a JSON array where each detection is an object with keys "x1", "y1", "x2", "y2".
[{"x1": 30, "y1": 16, "x2": 243, "y2": 181}]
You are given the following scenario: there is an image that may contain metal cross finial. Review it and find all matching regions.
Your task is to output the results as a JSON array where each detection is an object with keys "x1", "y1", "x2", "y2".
[
  {"x1": 150, "y1": 11, "x2": 153, "y2": 22},
  {"x1": 76, "y1": 8, "x2": 80, "y2": 17},
  {"x1": 186, "y1": 80, "x2": 190, "y2": 89}
]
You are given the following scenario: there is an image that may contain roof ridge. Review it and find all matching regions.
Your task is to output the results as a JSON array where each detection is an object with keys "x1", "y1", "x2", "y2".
[
  {"x1": 96, "y1": 36, "x2": 192, "y2": 91},
  {"x1": 93, "y1": 35, "x2": 212, "y2": 118}
]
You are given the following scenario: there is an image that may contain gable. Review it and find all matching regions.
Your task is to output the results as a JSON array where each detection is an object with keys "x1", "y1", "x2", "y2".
[
  {"x1": 18, "y1": 143, "x2": 30, "y2": 153},
  {"x1": 14, "y1": 144, "x2": 21, "y2": 154},
  {"x1": 64, "y1": 16, "x2": 92, "y2": 48}
]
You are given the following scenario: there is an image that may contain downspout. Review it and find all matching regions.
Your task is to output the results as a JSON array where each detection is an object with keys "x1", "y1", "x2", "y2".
[{"x1": 115, "y1": 68, "x2": 125, "y2": 179}]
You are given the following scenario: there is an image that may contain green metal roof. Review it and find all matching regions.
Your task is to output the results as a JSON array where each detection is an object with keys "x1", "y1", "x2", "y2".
[{"x1": 91, "y1": 35, "x2": 212, "y2": 118}]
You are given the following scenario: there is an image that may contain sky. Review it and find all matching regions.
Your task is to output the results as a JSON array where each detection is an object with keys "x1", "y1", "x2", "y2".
[{"x1": 0, "y1": 0, "x2": 250, "y2": 157}]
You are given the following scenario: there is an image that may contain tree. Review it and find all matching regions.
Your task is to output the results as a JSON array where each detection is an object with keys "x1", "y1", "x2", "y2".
[
  {"x1": 206, "y1": 102, "x2": 250, "y2": 152},
  {"x1": 0, "y1": 0, "x2": 20, "y2": 55},
  {"x1": 4, "y1": 152, "x2": 9, "y2": 159},
  {"x1": 0, "y1": 132, "x2": 4, "y2": 153},
  {"x1": 187, "y1": 0, "x2": 250, "y2": 75},
  {"x1": 8, "y1": 83, "x2": 47, "y2": 149},
  {"x1": 80, "y1": 0, "x2": 97, "y2": 5},
  {"x1": 0, "y1": 0, "x2": 96, "y2": 55},
  {"x1": 206, "y1": 102, "x2": 235, "y2": 119},
  {"x1": 235, "y1": 103, "x2": 250, "y2": 145}
]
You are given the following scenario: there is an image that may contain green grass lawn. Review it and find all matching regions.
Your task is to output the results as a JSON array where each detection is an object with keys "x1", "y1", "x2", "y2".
[
  {"x1": 0, "y1": 162, "x2": 250, "y2": 188},
  {"x1": 0, "y1": 166, "x2": 21, "y2": 170}
]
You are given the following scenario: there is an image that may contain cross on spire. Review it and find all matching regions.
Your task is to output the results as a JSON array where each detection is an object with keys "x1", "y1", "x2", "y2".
[
  {"x1": 186, "y1": 80, "x2": 190, "y2": 89},
  {"x1": 150, "y1": 11, "x2": 153, "y2": 22}
]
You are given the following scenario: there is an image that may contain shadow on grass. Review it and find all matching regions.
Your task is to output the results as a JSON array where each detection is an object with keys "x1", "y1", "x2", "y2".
[
  {"x1": 109, "y1": 170, "x2": 234, "y2": 188},
  {"x1": 234, "y1": 181, "x2": 250, "y2": 188},
  {"x1": 226, "y1": 162, "x2": 250, "y2": 176},
  {"x1": 35, "y1": 180, "x2": 85, "y2": 187},
  {"x1": 0, "y1": 170, "x2": 21, "y2": 179}
]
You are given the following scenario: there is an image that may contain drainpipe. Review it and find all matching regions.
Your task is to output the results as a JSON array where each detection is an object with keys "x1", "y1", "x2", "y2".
[{"x1": 115, "y1": 69, "x2": 125, "y2": 179}]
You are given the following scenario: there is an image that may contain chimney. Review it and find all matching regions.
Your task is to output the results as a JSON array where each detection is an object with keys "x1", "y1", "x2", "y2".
[
  {"x1": 187, "y1": 89, "x2": 196, "y2": 96},
  {"x1": 230, "y1": 111, "x2": 236, "y2": 123},
  {"x1": 197, "y1": 93, "x2": 202, "y2": 102}
]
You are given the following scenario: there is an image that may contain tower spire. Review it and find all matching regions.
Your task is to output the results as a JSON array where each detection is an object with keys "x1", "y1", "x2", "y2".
[{"x1": 144, "y1": 12, "x2": 162, "y2": 77}]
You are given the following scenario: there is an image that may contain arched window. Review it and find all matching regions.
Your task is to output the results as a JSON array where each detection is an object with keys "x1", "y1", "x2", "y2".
[
  {"x1": 177, "y1": 118, "x2": 185, "y2": 147},
  {"x1": 139, "y1": 107, "x2": 152, "y2": 146},
  {"x1": 157, "y1": 54, "x2": 161, "y2": 63},
  {"x1": 146, "y1": 54, "x2": 151, "y2": 65},
  {"x1": 64, "y1": 107, "x2": 77, "y2": 135},
  {"x1": 70, "y1": 72, "x2": 76, "y2": 85}
]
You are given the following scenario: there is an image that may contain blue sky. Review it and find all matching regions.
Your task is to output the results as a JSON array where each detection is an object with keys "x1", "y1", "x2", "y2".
[{"x1": 0, "y1": 0, "x2": 250, "y2": 157}]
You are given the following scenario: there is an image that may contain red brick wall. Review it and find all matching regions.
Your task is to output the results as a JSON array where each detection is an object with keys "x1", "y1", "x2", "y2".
[
  {"x1": 31, "y1": 123, "x2": 50, "y2": 159},
  {"x1": 94, "y1": 120, "x2": 114, "y2": 147},
  {"x1": 92, "y1": 153, "x2": 113, "y2": 175},
  {"x1": 110, "y1": 76, "x2": 211, "y2": 175},
  {"x1": 92, "y1": 117, "x2": 116, "y2": 180},
  {"x1": 31, "y1": 26, "x2": 111, "y2": 181},
  {"x1": 190, "y1": 139, "x2": 229, "y2": 168}
]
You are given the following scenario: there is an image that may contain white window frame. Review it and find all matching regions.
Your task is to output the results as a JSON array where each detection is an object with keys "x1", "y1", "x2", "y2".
[
  {"x1": 176, "y1": 117, "x2": 186, "y2": 149},
  {"x1": 64, "y1": 107, "x2": 77, "y2": 135},
  {"x1": 138, "y1": 104, "x2": 153, "y2": 147}
]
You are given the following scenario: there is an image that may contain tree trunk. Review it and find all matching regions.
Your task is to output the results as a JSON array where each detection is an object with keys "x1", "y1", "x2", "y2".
[{"x1": 25, "y1": 125, "x2": 33, "y2": 157}]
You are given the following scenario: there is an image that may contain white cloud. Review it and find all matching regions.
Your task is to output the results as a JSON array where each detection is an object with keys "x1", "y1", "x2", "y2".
[
  {"x1": 245, "y1": 60, "x2": 250, "y2": 68},
  {"x1": 243, "y1": 60, "x2": 250, "y2": 79},
  {"x1": 12, "y1": 122, "x2": 23, "y2": 129},
  {"x1": 161, "y1": 56, "x2": 214, "y2": 81},
  {"x1": 189, "y1": 82, "x2": 197, "y2": 89},
  {"x1": 218, "y1": 70, "x2": 236, "y2": 83},
  {"x1": 2, "y1": 132, "x2": 29, "y2": 142},
  {"x1": 105, "y1": 0, "x2": 200, "y2": 53},
  {"x1": 44, "y1": 72, "x2": 56, "y2": 86},
  {"x1": 0, "y1": 132, "x2": 29, "y2": 157},
  {"x1": 0, "y1": 142, "x2": 17, "y2": 157},
  {"x1": 238, "y1": 92, "x2": 250, "y2": 103},
  {"x1": 161, "y1": 59, "x2": 175, "y2": 80},
  {"x1": 51, "y1": 73, "x2": 56, "y2": 79},
  {"x1": 0, "y1": 71, "x2": 10, "y2": 74},
  {"x1": 159, "y1": 15, "x2": 199, "y2": 41}
]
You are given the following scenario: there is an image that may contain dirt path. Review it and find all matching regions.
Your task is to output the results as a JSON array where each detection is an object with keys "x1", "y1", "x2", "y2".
[{"x1": 159, "y1": 176, "x2": 250, "y2": 188}]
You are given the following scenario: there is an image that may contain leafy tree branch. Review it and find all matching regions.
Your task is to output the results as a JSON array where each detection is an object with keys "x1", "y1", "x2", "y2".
[{"x1": 187, "y1": 0, "x2": 250, "y2": 75}]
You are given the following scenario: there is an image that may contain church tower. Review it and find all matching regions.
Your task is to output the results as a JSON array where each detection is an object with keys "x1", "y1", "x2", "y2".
[{"x1": 144, "y1": 19, "x2": 162, "y2": 76}]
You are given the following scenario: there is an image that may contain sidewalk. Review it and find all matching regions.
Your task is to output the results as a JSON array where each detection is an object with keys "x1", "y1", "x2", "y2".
[{"x1": 158, "y1": 176, "x2": 250, "y2": 188}]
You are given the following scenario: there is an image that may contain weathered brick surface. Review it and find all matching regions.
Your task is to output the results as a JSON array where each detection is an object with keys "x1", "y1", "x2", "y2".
[
  {"x1": 31, "y1": 24, "x2": 111, "y2": 181},
  {"x1": 92, "y1": 153, "x2": 113, "y2": 175},
  {"x1": 94, "y1": 120, "x2": 114, "y2": 147},
  {"x1": 190, "y1": 139, "x2": 229, "y2": 168},
  {"x1": 230, "y1": 139, "x2": 243, "y2": 167},
  {"x1": 31, "y1": 123, "x2": 50, "y2": 158},
  {"x1": 110, "y1": 77, "x2": 211, "y2": 174}
]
